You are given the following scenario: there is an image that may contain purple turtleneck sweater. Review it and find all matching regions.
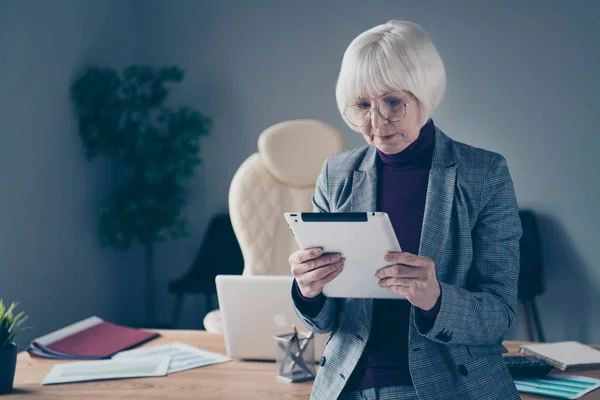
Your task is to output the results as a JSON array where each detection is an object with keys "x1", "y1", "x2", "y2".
[{"x1": 293, "y1": 119, "x2": 441, "y2": 390}]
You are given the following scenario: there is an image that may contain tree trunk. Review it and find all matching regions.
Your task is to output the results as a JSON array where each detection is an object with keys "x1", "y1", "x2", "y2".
[{"x1": 145, "y1": 242, "x2": 155, "y2": 327}]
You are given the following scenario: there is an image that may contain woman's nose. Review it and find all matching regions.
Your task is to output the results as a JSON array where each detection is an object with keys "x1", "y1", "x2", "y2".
[{"x1": 370, "y1": 109, "x2": 386, "y2": 130}]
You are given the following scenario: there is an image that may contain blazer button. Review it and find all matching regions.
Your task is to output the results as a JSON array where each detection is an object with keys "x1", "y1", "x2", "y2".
[
  {"x1": 458, "y1": 365, "x2": 468, "y2": 376},
  {"x1": 320, "y1": 356, "x2": 326, "y2": 366}
]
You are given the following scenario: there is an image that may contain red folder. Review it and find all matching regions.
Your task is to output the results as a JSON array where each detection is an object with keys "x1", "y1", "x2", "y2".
[{"x1": 26, "y1": 316, "x2": 159, "y2": 359}]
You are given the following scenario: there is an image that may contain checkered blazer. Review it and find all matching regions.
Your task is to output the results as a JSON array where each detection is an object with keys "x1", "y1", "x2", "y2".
[{"x1": 293, "y1": 127, "x2": 523, "y2": 400}]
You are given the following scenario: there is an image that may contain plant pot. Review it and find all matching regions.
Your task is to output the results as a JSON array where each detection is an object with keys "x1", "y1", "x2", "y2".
[{"x1": 0, "y1": 342, "x2": 17, "y2": 395}]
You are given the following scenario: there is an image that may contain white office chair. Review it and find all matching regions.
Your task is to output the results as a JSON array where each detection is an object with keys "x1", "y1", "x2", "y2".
[{"x1": 203, "y1": 119, "x2": 345, "y2": 333}]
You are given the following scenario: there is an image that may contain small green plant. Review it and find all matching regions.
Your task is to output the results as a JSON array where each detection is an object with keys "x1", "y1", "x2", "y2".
[{"x1": 0, "y1": 300, "x2": 30, "y2": 348}]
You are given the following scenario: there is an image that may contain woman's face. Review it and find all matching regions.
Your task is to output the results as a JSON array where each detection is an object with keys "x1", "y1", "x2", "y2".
[{"x1": 350, "y1": 90, "x2": 423, "y2": 154}]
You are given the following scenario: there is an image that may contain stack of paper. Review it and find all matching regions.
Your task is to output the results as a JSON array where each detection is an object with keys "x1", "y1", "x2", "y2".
[
  {"x1": 113, "y1": 342, "x2": 231, "y2": 374},
  {"x1": 42, "y1": 342, "x2": 231, "y2": 385}
]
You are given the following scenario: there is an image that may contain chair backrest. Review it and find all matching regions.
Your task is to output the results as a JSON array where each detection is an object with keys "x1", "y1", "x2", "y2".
[
  {"x1": 229, "y1": 120, "x2": 344, "y2": 276},
  {"x1": 518, "y1": 209, "x2": 545, "y2": 299}
]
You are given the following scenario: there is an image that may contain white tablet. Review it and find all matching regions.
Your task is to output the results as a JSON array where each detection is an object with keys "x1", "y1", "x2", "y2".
[{"x1": 284, "y1": 212, "x2": 405, "y2": 299}]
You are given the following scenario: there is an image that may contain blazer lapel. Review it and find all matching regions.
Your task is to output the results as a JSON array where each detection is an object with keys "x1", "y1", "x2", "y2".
[
  {"x1": 350, "y1": 146, "x2": 378, "y2": 213},
  {"x1": 410, "y1": 128, "x2": 457, "y2": 335},
  {"x1": 418, "y1": 128, "x2": 457, "y2": 277}
]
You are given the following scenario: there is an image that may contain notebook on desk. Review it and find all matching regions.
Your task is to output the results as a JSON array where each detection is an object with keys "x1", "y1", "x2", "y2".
[
  {"x1": 520, "y1": 341, "x2": 600, "y2": 372},
  {"x1": 27, "y1": 316, "x2": 159, "y2": 360}
]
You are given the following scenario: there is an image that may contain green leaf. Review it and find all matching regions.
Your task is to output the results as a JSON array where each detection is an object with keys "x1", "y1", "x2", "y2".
[{"x1": 0, "y1": 300, "x2": 31, "y2": 347}]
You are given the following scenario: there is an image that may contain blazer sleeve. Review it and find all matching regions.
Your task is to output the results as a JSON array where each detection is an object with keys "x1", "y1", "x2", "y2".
[
  {"x1": 291, "y1": 159, "x2": 339, "y2": 334},
  {"x1": 415, "y1": 155, "x2": 522, "y2": 345}
]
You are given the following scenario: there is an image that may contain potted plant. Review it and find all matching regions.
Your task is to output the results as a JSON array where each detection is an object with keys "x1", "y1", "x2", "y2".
[
  {"x1": 0, "y1": 300, "x2": 29, "y2": 395},
  {"x1": 70, "y1": 65, "x2": 212, "y2": 327}
]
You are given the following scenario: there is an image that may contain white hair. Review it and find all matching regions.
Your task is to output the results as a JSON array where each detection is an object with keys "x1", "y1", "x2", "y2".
[{"x1": 335, "y1": 20, "x2": 446, "y2": 129}]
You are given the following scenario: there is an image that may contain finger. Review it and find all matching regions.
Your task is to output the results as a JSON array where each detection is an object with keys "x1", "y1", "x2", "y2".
[
  {"x1": 292, "y1": 253, "x2": 342, "y2": 276},
  {"x1": 306, "y1": 259, "x2": 344, "y2": 282},
  {"x1": 378, "y1": 277, "x2": 420, "y2": 288},
  {"x1": 314, "y1": 263, "x2": 344, "y2": 288},
  {"x1": 296, "y1": 259, "x2": 343, "y2": 284},
  {"x1": 289, "y1": 248, "x2": 322, "y2": 265},
  {"x1": 375, "y1": 265, "x2": 424, "y2": 279},
  {"x1": 295, "y1": 259, "x2": 341, "y2": 284},
  {"x1": 304, "y1": 265, "x2": 344, "y2": 296},
  {"x1": 375, "y1": 265, "x2": 399, "y2": 279},
  {"x1": 384, "y1": 252, "x2": 431, "y2": 267}
]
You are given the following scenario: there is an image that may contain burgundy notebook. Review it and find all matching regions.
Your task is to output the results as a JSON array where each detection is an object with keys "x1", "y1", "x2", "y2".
[{"x1": 26, "y1": 316, "x2": 159, "y2": 359}]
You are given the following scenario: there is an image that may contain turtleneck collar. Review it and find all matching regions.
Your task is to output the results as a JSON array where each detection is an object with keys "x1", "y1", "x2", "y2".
[{"x1": 376, "y1": 119, "x2": 435, "y2": 168}]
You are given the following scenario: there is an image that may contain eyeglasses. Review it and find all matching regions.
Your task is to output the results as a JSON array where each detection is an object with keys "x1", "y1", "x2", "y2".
[{"x1": 343, "y1": 94, "x2": 415, "y2": 127}]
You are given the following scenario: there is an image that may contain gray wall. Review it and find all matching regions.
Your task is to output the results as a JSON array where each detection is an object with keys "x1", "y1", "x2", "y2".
[
  {"x1": 0, "y1": 0, "x2": 150, "y2": 348},
  {"x1": 1, "y1": 0, "x2": 599, "y2": 347}
]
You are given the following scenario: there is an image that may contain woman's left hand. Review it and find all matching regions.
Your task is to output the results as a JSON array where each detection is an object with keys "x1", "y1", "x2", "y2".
[{"x1": 375, "y1": 252, "x2": 441, "y2": 311}]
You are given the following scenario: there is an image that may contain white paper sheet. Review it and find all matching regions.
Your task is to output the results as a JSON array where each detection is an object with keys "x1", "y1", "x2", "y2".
[
  {"x1": 42, "y1": 356, "x2": 170, "y2": 385},
  {"x1": 113, "y1": 342, "x2": 231, "y2": 373}
]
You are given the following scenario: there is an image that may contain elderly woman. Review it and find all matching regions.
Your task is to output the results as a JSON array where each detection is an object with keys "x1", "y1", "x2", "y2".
[{"x1": 288, "y1": 20, "x2": 522, "y2": 400}]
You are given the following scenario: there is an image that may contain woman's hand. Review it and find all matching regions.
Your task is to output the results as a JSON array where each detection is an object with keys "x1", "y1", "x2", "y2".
[
  {"x1": 289, "y1": 248, "x2": 345, "y2": 298},
  {"x1": 376, "y1": 252, "x2": 440, "y2": 310}
]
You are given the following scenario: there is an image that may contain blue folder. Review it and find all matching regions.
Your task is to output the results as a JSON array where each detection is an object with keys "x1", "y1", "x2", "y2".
[{"x1": 514, "y1": 375, "x2": 600, "y2": 399}]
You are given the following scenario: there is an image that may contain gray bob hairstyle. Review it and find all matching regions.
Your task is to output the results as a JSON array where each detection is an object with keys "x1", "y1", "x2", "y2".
[{"x1": 335, "y1": 20, "x2": 446, "y2": 130}]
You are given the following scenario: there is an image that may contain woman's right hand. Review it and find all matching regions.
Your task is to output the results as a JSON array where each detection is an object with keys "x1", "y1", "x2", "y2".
[{"x1": 289, "y1": 248, "x2": 345, "y2": 298}]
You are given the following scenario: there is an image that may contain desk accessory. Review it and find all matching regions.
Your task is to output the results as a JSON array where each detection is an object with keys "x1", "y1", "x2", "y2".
[{"x1": 274, "y1": 330, "x2": 315, "y2": 383}]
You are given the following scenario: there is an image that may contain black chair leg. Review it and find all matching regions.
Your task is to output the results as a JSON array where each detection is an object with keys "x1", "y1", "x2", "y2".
[
  {"x1": 521, "y1": 299, "x2": 534, "y2": 342},
  {"x1": 208, "y1": 293, "x2": 217, "y2": 311},
  {"x1": 530, "y1": 298, "x2": 546, "y2": 342},
  {"x1": 200, "y1": 293, "x2": 209, "y2": 330},
  {"x1": 172, "y1": 294, "x2": 184, "y2": 329},
  {"x1": 206, "y1": 293, "x2": 213, "y2": 312}
]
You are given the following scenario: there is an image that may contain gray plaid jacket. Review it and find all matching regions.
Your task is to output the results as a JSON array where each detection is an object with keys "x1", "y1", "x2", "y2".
[{"x1": 293, "y1": 127, "x2": 523, "y2": 400}]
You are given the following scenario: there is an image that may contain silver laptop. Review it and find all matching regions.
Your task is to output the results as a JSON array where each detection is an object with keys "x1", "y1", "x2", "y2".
[{"x1": 215, "y1": 275, "x2": 327, "y2": 361}]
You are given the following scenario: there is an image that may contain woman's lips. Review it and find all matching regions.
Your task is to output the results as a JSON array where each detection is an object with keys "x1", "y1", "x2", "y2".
[{"x1": 375, "y1": 133, "x2": 398, "y2": 142}]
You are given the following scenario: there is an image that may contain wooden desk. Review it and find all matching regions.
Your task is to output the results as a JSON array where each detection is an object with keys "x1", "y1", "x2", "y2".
[{"x1": 5, "y1": 331, "x2": 600, "y2": 399}]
